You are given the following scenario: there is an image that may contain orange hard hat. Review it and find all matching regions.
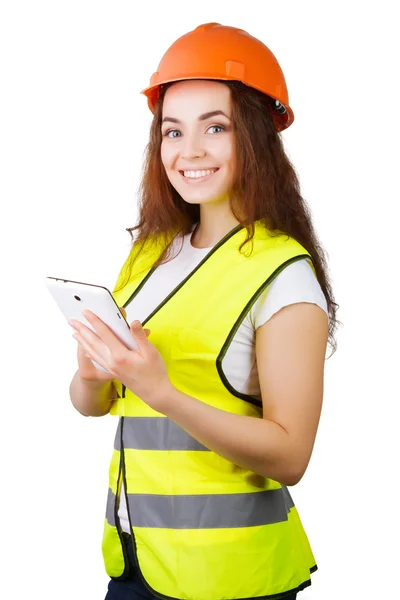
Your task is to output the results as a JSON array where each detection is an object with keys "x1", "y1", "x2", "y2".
[{"x1": 141, "y1": 23, "x2": 294, "y2": 132}]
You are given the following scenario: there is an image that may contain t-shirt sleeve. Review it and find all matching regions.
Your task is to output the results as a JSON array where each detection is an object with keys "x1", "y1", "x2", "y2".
[{"x1": 250, "y1": 258, "x2": 329, "y2": 329}]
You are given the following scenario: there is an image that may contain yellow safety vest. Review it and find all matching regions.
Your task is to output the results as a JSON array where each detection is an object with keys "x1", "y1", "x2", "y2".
[{"x1": 102, "y1": 220, "x2": 318, "y2": 599}]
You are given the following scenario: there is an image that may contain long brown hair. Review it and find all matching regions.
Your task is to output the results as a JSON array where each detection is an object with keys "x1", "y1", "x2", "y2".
[{"x1": 116, "y1": 80, "x2": 340, "y2": 357}]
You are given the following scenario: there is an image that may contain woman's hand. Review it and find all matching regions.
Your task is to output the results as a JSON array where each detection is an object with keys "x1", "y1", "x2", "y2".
[
  {"x1": 74, "y1": 308, "x2": 150, "y2": 385},
  {"x1": 69, "y1": 308, "x2": 171, "y2": 413}
]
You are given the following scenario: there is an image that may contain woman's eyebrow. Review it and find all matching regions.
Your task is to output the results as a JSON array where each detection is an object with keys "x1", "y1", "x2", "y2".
[{"x1": 161, "y1": 110, "x2": 231, "y2": 125}]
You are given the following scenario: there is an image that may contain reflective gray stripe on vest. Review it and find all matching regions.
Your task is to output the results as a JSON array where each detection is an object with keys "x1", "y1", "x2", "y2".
[
  {"x1": 282, "y1": 485, "x2": 295, "y2": 510},
  {"x1": 113, "y1": 419, "x2": 122, "y2": 451},
  {"x1": 106, "y1": 487, "x2": 116, "y2": 526},
  {"x1": 106, "y1": 487, "x2": 294, "y2": 529},
  {"x1": 114, "y1": 417, "x2": 209, "y2": 451}
]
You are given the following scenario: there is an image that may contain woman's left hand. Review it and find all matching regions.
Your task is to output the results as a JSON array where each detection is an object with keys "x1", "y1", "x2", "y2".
[{"x1": 69, "y1": 309, "x2": 173, "y2": 413}]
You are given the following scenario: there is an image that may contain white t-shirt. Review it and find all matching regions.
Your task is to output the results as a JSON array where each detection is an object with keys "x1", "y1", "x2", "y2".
[{"x1": 117, "y1": 225, "x2": 329, "y2": 532}]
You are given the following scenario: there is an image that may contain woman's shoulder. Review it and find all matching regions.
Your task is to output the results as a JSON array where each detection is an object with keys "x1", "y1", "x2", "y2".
[{"x1": 250, "y1": 258, "x2": 329, "y2": 329}]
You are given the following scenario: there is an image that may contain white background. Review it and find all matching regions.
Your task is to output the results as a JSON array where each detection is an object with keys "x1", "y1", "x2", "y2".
[{"x1": 1, "y1": 1, "x2": 399, "y2": 599}]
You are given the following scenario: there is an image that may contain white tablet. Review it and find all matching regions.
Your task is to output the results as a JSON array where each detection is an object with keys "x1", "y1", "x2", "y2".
[{"x1": 45, "y1": 277, "x2": 138, "y2": 372}]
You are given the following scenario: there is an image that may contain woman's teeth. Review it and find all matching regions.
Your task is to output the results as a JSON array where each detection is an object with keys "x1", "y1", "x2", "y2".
[{"x1": 182, "y1": 169, "x2": 218, "y2": 179}]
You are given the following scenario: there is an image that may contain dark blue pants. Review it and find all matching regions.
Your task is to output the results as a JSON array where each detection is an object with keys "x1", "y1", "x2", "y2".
[{"x1": 105, "y1": 534, "x2": 298, "y2": 600}]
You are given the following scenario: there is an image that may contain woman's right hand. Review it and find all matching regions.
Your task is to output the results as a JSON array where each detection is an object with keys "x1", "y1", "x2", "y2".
[{"x1": 76, "y1": 307, "x2": 151, "y2": 385}]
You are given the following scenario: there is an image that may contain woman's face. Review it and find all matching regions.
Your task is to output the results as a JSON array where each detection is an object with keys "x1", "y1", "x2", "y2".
[{"x1": 161, "y1": 80, "x2": 235, "y2": 206}]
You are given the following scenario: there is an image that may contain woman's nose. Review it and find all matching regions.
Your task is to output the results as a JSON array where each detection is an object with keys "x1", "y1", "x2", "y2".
[{"x1": 180, "y1": 134, "x2": 206, "y2": 160}]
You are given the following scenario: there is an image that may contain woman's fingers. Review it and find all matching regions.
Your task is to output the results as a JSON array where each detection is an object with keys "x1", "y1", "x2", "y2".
[
  {"x1": 73, "y1": 331, "x2": 109, "y2": 371},
  {"x1": 119, "y1": 307, "x2": 150, "y2": 337}
]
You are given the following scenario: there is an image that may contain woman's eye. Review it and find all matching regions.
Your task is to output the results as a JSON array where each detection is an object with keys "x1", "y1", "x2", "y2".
[
  {"x1": 164, "y1": 130, "x2": 181, "y2": 138},
  {"x1": 207, "y1": 125, "x2": 225, "y2": 134}
]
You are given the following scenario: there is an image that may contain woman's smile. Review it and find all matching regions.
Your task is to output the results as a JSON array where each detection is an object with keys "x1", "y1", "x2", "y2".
[{"x1": 179, "y1": 168, "x2": 220, "y2": 183}]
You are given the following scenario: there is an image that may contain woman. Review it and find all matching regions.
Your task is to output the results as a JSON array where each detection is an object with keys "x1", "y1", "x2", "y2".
[{"x1": 69, "y1": 23, "x2": 338, "y2": 600}]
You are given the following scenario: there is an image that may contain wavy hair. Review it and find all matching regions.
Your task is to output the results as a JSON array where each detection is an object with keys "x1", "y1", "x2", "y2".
[{"x1": 115, "y1": 80, "x2": 340, "y2": 357}]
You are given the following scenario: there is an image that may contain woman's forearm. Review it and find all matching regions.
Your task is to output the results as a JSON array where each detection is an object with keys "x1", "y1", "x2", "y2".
[
  {"x1": 69, "y1": 370, "x2": 116, "y2": 417},
  {"x1": 163, "y1": 385, "x2": 299, "y2": 486}
]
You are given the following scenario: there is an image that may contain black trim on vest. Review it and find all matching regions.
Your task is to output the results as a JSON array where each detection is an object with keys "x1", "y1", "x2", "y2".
[
  {"x1": 109, "y1": 416, "x2": 131, "y2": 581},
  {"x1": 123, "y1": 223, "x2": 244, "y2": 319},
  {"x1": 120, "y1": 223, "x2": 243, "y2": 400},
  {"x1": 118, "y1": 390, "x2": 177, "y2": 600},
  {"x1": 217, "y1": 253, "x2": 312, "y2": 408}
]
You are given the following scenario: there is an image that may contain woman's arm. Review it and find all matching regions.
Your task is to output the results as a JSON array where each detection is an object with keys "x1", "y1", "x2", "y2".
[
  {"x1": 69, "y1": 370, "x2": 118, "y2": 417},
  {"x1": 163, "y1": 303, "x2": 329, "y2": 486}
]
